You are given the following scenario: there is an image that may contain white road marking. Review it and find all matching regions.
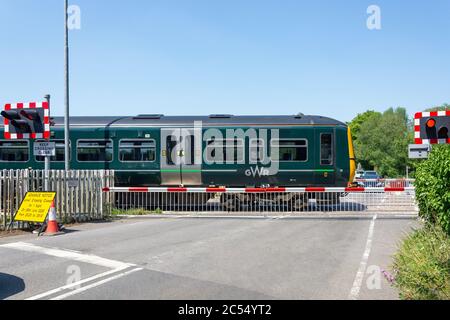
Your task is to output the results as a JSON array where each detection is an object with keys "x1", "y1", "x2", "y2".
[
  {"x1": 50, "y1": 268, "x2": 143, "y2": 300},
  {"x1": 26, "y1": 267, "x2": 128, "y2": 300},
  {"x1": 0, "y1": 242, "x2": 143, "y2": 300},
  {"x1": 0, "y1": 242, "x2": 133, "y2": 269},
  {"x1": 349, "y1": 214, "x2": 377, "y2": 300}
]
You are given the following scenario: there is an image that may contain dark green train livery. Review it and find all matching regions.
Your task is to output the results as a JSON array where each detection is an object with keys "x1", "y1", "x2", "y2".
[{"x1": 0, "y1": 114, "x2": 356, "y2": 188}]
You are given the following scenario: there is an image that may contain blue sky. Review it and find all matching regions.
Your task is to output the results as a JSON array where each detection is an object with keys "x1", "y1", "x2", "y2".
[{"x1": 0, "y1": 0, "x2": 449, "y2": 122}]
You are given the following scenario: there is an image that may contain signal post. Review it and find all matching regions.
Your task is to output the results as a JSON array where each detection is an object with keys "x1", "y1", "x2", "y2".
[{"x1": 2, "y1": 97, "x2": 59, "y2": 234}]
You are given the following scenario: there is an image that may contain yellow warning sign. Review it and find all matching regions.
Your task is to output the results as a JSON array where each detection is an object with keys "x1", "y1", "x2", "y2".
[{"x1": 14, "y1": 192, "x2": 57, "y2": 223}]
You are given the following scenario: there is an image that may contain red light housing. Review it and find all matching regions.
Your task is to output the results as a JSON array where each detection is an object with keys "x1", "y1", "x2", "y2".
[{"x1": 427, "y1": 119, "x2": 436, "y2": 128}]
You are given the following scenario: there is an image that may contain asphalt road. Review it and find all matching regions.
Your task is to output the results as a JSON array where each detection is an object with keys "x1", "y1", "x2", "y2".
[{"x1": 0, "y1": 215, "x2": 418, "y2": 300}]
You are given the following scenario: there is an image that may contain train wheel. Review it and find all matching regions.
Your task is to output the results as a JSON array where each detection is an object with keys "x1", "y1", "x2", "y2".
[
  {"x1": 287, "y1": 194, "x2": 309, "y2": 212},
  {"x1": 315, "y1": 193, "x2": 341, "y2": 207},
  {"x1": 220, "y1": 194, "x2": 242, "y2": 212}
]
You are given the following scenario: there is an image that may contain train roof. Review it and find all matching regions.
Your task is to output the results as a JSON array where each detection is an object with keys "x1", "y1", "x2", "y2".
[{"x1": 48, "y1": 115, "x2": 347, "y2": 128}]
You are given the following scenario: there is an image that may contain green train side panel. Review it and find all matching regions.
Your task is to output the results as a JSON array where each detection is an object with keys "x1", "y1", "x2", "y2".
[
  {"x1": 0, "y1": 124, "x2": 351, "y2": 188},
  {"x1": 200, "y1": 125, "x2": 350, "y2": 188}
]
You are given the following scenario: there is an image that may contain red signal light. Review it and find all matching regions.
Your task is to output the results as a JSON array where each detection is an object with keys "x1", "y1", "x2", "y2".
[
  {"x1": 426, "y1": 119, "x2": 436, "y2": 128},
  {"x1": 20, "y1": 109, "x2": 40, "y2": 121}
]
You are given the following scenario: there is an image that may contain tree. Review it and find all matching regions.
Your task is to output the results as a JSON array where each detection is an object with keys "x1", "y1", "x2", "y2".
[
  {"x1": 351, "y1": 108, "x2": 413, "y2": 177},
  {"x1": 348, "y1": 110, "x2": 380, "y2": 142},
  {"x1": 426, "y1": 103, "x2": 449, "y2": 112},
  {"x1": 348, "y1": 110, "x2": 380, "y2": 170}
]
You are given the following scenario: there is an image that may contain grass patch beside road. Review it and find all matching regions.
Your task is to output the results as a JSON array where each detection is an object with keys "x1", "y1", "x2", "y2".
[
  {"x1": 111, "y1": 208, "x2": 163, "y2": 216},
  {"x1": 392, "y1": 225, "x2": 450, "y2": 300}
]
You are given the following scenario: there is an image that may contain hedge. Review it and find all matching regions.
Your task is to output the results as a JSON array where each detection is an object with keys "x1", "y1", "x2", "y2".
[{"x1": 414, "y1": 145, "x2": 450, "y2": 234}]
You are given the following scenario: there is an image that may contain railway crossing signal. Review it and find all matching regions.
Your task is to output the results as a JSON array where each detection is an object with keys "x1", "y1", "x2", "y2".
[
  {"x1": 415, "y1": 110, "x2": 450, "y2": 145},
  {"x1": 2, "y1": 102, "x2": 51, "y2": 140}
]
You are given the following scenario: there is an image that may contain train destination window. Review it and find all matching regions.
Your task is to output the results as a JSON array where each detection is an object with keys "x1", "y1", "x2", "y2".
[
  {"x1": 320, "y1": 133, "x2": 333, "y2": 165},
  {"x1": 272, "y1": 139, "x2": 308, "y2": 162},
  {"x1": 119, "y1": 140, "x2": 156, "y2": 162},
  {"x1": 77, "y1": 140, "x2": 113, "y2": 162},
  {"x1": 0, "y1": 141, "x2": 29, "y2": 162},
  {"x1": 36, "y1": 140, "x2": 71, "y2": 162},
  {"x1": 206, "y1": 139, "x2": 244, "y2": 164}
]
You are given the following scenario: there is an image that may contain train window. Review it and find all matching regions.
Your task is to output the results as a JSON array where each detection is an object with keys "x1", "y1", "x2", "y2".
[
  {"x1": 320, "y1": 134, "x2": 333, "y2": 165},
  {"x1": 77, "y1": 140, "x2": 113, "y2": 162},
  {"x1": 119, "y1": 140, "x2": 156, "y2": 162},
  {"x1": 206, "y1": 139, "x2": 244, "y2": 164},
  {"x1": 250, "y1": 139, "x2": 266, "y2": 163},
  {"x1": 272, "y1": 139, "x2": 308, "y2": 162},
  {"x1": 0, "y1": 141, "x2": 29, "y2": 162},
  {"x1": 36, "y1": 140, "x2": 71, "y2": 162}
]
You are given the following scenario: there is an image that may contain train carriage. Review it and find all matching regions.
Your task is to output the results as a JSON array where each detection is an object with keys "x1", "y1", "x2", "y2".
[{"x1": 0, "y1": 114, "x2": 356, "y2": 191}]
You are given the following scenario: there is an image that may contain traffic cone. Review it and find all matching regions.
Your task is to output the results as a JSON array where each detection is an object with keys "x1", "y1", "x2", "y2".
[{"x1": 45, "y1": 201, "x2": 60, "y2": 235}]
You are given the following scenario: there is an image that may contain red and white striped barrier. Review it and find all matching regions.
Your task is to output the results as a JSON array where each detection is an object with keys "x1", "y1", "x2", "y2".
[
  {"x1": 4, "y1": 102, "x2": 51, "y2": 140},
  {"x1": 102, "y1": 187, "x2": 415, "y2": 194}
]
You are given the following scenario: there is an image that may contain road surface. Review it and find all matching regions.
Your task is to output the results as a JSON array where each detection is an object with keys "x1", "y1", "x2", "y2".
[{"x1": 0, "y1": 215, "x2": 418, "y2": 300}]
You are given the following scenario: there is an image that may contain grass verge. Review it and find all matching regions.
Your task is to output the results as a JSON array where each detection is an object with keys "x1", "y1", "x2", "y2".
[
  {"x1": 110, "y1": 208, "x2": 163, "y2": 216},
  {"x1": 392, "y1": 224, "x2": 450, "y2": 300}
]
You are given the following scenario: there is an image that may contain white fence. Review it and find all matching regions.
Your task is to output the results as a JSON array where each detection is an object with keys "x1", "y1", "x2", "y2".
[{"x1": 0, "y1": 170, "x2": 115, "y2": 230}]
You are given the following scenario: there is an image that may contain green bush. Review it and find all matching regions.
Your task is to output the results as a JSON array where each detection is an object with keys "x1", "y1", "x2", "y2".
[
  {"x1": 414, "y1": 145, "x2": 450, "y2": 234},
  {"x1": 392, "y1": 225, "x2": 450, "y2": 300},
  {"x1": 111, "y1": 208, "x2": 163, "y2": 216}
]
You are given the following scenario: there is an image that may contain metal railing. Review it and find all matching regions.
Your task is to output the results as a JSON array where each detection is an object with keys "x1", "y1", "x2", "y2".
[
  {"x1": 0, "y1": 169, "x2": 115, "y2": 230},
  {"x1": 104, "y1": 187, "x2": 418, "y2": 216},
  {"x1": 354, "y1": 179, "x2": 415, "y2": 188}
]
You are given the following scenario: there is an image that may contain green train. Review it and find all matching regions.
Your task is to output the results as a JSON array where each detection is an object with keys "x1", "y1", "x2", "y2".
[{"x1": 0, "y1": 114, "x2": 356, "y2": 188}]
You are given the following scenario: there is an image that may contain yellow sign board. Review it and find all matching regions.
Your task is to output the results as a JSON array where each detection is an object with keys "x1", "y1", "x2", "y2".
[{"x1": 14, "y1": 192, "x2": 57, "y2": 223}]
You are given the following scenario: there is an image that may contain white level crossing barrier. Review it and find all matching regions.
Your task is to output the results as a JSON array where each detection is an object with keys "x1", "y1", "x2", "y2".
[{"x1": 102, "y1": 186, "x2": 418, "y2": 215}]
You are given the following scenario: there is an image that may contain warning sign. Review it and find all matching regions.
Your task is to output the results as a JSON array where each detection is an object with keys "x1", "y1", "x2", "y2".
[{"x1": 14, "y1": 192, "x2": 57, "y2": 224}]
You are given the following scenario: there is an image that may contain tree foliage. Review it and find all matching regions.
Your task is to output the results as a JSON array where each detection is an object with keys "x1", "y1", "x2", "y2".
[
  {"x1": 426, "y1": 103, "x2": 449, "y2": 112},
  {"x1": 349, "y1": 104, "x2": 448, "y2": 177},
  {"x1": 350, "y1": 107, "x2": 413, "y2": 177},
  {"x1": 348, "y1": 110, "x2": 379, "y2": 142}
]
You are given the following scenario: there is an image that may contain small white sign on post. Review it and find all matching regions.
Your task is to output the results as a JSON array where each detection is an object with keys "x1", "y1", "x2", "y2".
[
  {"x1": 34, "y1": 142, "x2": 56, "y2": 157},
  {"x1": 409, "y1": 144, "x2": 432, "y2": 159}
]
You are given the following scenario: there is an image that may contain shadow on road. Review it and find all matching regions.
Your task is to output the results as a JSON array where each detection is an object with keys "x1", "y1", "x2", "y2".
[
  {"x1": 0, "y1": 273, "x2": 25, "y2": 300},
  {"x1": 310, "y1": 202, "x2": 368, "y2": 212}
]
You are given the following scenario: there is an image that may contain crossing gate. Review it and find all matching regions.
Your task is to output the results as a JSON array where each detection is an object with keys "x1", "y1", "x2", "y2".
[
  {"x1": 102, "y1": 186, "x2": 419, "y2": 216},
  {"x1": 0, "y1": 170, "x2": 115, "y2": 231}
]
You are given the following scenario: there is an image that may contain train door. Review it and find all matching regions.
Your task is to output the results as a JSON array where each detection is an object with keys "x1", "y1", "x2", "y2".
[
  {"x1": 315, "y1": 129, "x2": 336, "y2": 186},
  {"x1": 180, "y1": 129, "x2": 202, "y2": 186},
  {"x1": 161, "y1": 128, "x2": 202, "y2": 186}
]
